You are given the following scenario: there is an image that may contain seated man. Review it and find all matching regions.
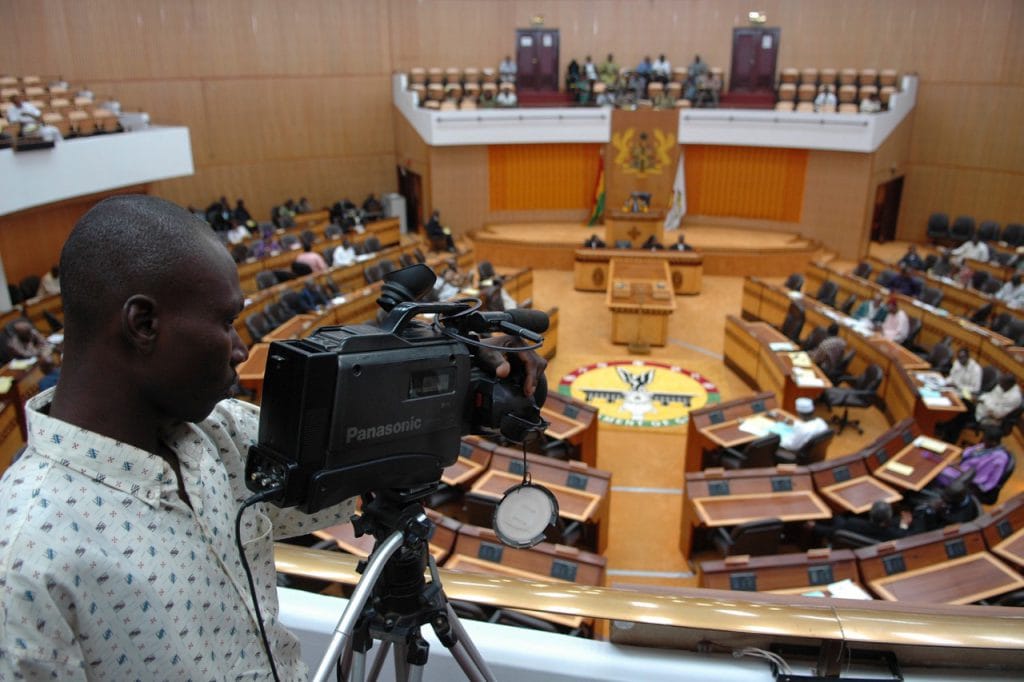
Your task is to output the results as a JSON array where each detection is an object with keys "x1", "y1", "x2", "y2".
[
  {"x1": 995, "y1": 274, "x2": 1024, "y2": 304},
  {"x1": 897, "y1": 244, "x2": 925, "y2": 270},
  {"x1": 947, "y1": 347, "x2": 982, "y2": 398},
  {"x1": 476, "y1": 261, "x2": 516, "y2": 311},
  {"x1": 887, "y1": 266, "x2": 922, "y2": 297},
  {"x1": 668, "y1": 233, "x2": 693, "y2": 251},
  {"x1": 880, "y1": 299, "x2": 910, "y2": 343},
  {"x1": 332, "y1": 239, "x2": 357, "y2": 267},
  {"x1": 5, "y1": 94, "x2": 63, "y2": 142},
  {"x1": 809, "y1": 323, "x2": 846, "y2": 371},
  {"x1": 641, "y1": 235, "x2": 664, "y2": 250},
  {"x1": 362, "y1": 193, "x2": 384, "y2": 218},
  {"x1": 5, "y1": 319, "x2": 55, "y2": 363},
  {"x1": 975, "y1": 372, "x2": 1022, "y2": 427},
  {"x1": 820, "y1": 500, "x2": 909, "y2": 544},
  {"x1": 39, "y1": 265, "x2": 61, "y2": 296},
  {"x1": 934, "y1": 425, "x2": 1012, "y2": 496},
  {"x1": 582, "y1": 234, "x2": 606, "y2": 249},
  {"x1": 779, "y1": 397, "x2": 828, "y2": 452},
  {"x1": 424, "y1": 210, "x2": 455, "y2": 252},
  {"x1": 813, "y1": 85, "x2": 838, "y2": 112},
  {"x1": 950, "y1": 235, "x2": 990, "y2": 263},
  {"x1": 853, "y1": 292, "x2": 887, "y2": 323},
  {"x1": 909, "y1": 480, "x2": 979, "y2": 532}
]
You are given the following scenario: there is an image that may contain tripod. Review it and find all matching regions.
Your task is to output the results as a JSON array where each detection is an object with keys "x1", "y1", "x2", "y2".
[{"x1": 313, "y1": 489, "x2": 497, "y2": 682}]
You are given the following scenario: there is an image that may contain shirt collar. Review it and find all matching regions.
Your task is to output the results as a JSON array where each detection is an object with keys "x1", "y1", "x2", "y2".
[{"x1": 26, "y1": 389, "x2": 181, "y2": 509}]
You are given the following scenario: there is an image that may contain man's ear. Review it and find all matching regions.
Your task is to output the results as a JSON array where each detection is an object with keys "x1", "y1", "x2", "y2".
[{"x1": 122, "y1": 295, "x2": 159, "y2": 354}]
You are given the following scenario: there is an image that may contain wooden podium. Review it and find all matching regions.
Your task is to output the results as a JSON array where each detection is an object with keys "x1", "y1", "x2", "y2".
[
  {"x1": 605, "y1": 210, "x2": 664, "y2": 246},
  {"x1": 606, "y1": 258, "x2": 676, "y2": 351}
]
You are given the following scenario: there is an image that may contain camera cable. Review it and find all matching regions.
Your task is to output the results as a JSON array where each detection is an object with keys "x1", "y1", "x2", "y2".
[{"x1": 235, "y1": 486, "x2": 287, "y2": 682}]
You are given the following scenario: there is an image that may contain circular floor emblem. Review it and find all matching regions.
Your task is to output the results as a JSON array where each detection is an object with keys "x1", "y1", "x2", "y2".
[{"x1": 558, "y1": 360, "x2": 720, "y2": 428}]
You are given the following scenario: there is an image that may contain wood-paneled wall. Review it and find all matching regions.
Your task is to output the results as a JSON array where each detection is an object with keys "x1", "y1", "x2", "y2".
[{"x1": 2, "y1": 0, "x2": 1021, "y2": 257}]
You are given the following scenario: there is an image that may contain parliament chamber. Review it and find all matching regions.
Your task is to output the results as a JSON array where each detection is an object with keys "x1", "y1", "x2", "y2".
[{"x1": 2, "y1": 1, "x2": 1023, "y2": 679}]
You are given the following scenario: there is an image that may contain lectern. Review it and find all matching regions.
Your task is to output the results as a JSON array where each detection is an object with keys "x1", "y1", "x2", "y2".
[{"x1": 606, "y1": 258, "x2": 676, "y2": 352}]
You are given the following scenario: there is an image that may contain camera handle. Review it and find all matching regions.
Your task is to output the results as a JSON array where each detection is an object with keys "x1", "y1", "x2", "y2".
[{"x1": 312, "y1": 494, "x2": 496, "y2": 682}]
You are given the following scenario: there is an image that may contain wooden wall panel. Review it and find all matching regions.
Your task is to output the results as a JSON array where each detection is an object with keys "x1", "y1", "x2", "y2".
[
  {"x1": 899, "y1": 166, "x2": 1024, "y2": 243},
  {"x1": 154, "y1": 155, "x2": 395, "y2": 222},
  {"x1": 801, "y1": 151, "x2": 873, "y2": 259},
  {"x1": 428, "y1": 146, "x2": 489, "y2": 236}
]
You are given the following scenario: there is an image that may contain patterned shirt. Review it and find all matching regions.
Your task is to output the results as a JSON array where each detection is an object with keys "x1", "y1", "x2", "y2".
[{"x1": 0, "y1": 391, "x2": 355, "y2": 681}]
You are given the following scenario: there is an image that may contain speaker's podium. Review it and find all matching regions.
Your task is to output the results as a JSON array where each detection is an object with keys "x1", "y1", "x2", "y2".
[
  {"x1": 606, "y1": 258, "x2": 676, "y2": 353},
  {"x1": 605, "y1": 210, "x2": 664, "y2": 246}
]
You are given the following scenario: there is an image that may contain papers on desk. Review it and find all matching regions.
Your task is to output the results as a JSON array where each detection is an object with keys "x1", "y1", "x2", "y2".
[
  {"x1": 788, "y1": 351, "x2": 813, "y2": 368},
  {"x1": 922, "y1": 395, "x2": 954, "y2": 408},
  {"x1": 802, "y1": 579, "x2": 872, "y2": 600},
  {"x1": 738, "y1": 415, "x2": 794, "y2": 439},
  {"x1": 47, "y1": 333, "x2": 64, "y2": 345},
  {"x1": 786, "y1": 290, "x2": 803, "y2": 300},
  {"x1": 769, "y1": 342, "x2": 796, "y2": 352},
  {"x1": 793, "y1": 367, "x2": 825, "y2": 387},
  {"x1": 0, "y1": 376, "x2": 12, "y2": 394},
  {"x1": 885, "y1": 461, "x2": 915, "y2": 477},
  {"x1": 331, "y1": 296, "x2": 347, "y2": 306},
  {"x1": 8, "y1": 358, "x2": 36, "y2": 371},
  {"x1": 915, "y1": 372, "x2": 947, "y2": 390},
  {"x1": 913, "y1": 435, "x2": 949, "y2": 453},
  {"x1": 355, "y1": 253, "x2": 374, "y2": 263}
]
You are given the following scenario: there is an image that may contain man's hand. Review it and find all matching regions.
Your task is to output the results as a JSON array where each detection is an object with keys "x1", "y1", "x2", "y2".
[{"x1": 475, "y1": 334, "x2": 548, "y2": 398}]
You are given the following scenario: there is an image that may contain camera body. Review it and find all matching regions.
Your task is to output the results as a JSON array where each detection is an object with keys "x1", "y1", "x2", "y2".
[{"x1": 246, "y1": 280, "x2": 547, "y2": 514}]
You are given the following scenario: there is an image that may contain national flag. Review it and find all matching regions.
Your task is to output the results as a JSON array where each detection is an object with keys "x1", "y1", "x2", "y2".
[
  {"x1": 587, "y1": 155, "x2": 606, "y2": 226},
  {"x1": 663, "y1": 151, "x2": 686, "y2": 230}
]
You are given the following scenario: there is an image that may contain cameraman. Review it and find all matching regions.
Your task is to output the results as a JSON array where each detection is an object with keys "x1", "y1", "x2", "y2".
[{"x1": 0, "y1": 196, "x2": 545, "y2": 680}]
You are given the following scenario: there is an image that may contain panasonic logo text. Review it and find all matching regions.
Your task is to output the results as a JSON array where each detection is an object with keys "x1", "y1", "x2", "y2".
[{"x1": 346, "y1": 418, "x2": 423, "y2": 443}]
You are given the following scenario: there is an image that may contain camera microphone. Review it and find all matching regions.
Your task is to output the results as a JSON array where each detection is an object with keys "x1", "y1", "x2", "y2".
[{"x1": 456, "y1": 308, "x2": 550, "y2": 341}]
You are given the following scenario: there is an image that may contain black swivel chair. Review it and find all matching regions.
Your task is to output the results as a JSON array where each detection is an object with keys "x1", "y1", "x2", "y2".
[
  {"x1": 814, "y1": 280, "x2": 838, "y2": 307},
  {"x1": 926, "y1": 213, "x2": 950, "y2": 243},
  {"x1": 1002, "y1": 223, "x2": 1024, "y2": 247},
  {"x1": 903, "y1": 317, "x2": 923, "y2": 352},
  {"x1": 719, "y1": 434, "x2": 781, "y2": 470},
  {"x1": 923, "y1": 341, "x2": 953, "y2": 374},
  {"x1": 399, "y1": 253, "x2": 416, "y2": 267},
  {"x1": 281, "y1": 291, "x2": 313, "y2": 315},
  {"x1": 852, "y1": 262, "x2": 872, "y2": 279},
  {"x1": 800, "y1": 325, "x2": 828, "y2": 351},
  {"x1": 875, "y1": 270, "x2": 898, "y2": 288},
  {"x1": 825, "y1": 348, "x2": 856, "y2": 384},
  {"x1": 255, "y1": 270, "x2": 278, "y2": 290},
  {"x1": 950, "y1": 215, "x2": 976, "y2": 243},
  {"x1": 922, "y1": 253, "x2": 938, "y2": 271},
  {"x1": 979, "y1": 365, "x2": 1000, "y2": 394},
  {"x1": 977, "y1": 220, "x2": 1000, "y2": 243},
  {"x1": 821, "y1": 364, "x2": 883, "y2": 435},
  {"x1": 712, "y1": 518, "x2": 784, "y2": 557},
  {"x1": 918, "y1": 286, "x2": 943, "y2": 308},
  {"x1": 324, "y1": 224, "x2": 344, "y2": 239},
  {"x1": 838, "y1": 293, "x2": 858, "y2": 315},
  {"x1": 364, "y1": 236, "x2": 383, "y2": 252},
  {"x1": 413, "y1": 248, "x2": 427, "y2": 263},
  {"x1": 363, "y1": 263, "x2": 383, "y2": 284},
  {"x1": 990, "y1": 312, "x2": 1012, "y2": 336},
  {"x1": 969, "y1": 302, "x2": 994, "y2": 326},
  {"x1": 970, "y1": 270, "x2": 990, "y2": 291},
  {"x1": 245, "y1": 312, "x2": 274, "y2": 344},
  {"x1": 784, "y1": 273, "x2": 804, "y2": 292},
  {"x1": 1004, "y1": 319, "x2": 1024, "y2": 344},
  {"x1": 19, "y1": 275, "x2": 40, "y2": 301},
  {"x1": 781, "y1": 302, "x2": 806, "y2": 343}
]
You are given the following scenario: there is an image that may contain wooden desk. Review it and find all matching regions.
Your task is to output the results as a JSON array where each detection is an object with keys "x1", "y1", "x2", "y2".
[
  {"x1": 540, "y1": 391, "x2": 599, "y2": 467},
  {"x1": 574, "y1": 248, "x2": 703, "y2": 295},
  {"x1": 262, "y1": 313, "x2": 321, "y2": 342},
  {"x1": 724, "y1": 315, "x2": 831, "y2": 412},
  {"x1": 237, "y1": 343, "x2": 271, "y2": 402},
  {"x1": 698, "y1": 549, "x2": 860, "y2": 593},
  {"x1": 685, "y1": 392, "x2": 777, "y2": 472},
  {"x1": 978, "y1": 492, "x2": 1024, "y2": 569},
  {"x1": 441, "y1": 437, "x2": 496, "y2": 488},
  {"x1": 470, "y1": 470, "x2": 601, "y2": 523},
  {"x1": 680, "y1": 466, "x2": 831, "y2": 557},
  {"x1": 809, "y1": 450, "x2": 904, "y2": 514},
  {"x1": 871, "y1": 439, "x2": 960, "y2": 491},
  {"x1": 993, "y1": 527, "x2": 1024, "y2": 569},
  {"x1": 605, "y1": 210, "x2": 664, "y2": 246},
  {"x1": 606, "y1": 258, "x2": 676, "y2": 347},
  {"x1": 869, "y1": 552, "x2": 1024, "y2": 604}
]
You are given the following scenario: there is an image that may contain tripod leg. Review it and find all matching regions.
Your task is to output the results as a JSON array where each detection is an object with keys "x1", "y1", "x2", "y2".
[
  {"x1": 313, "y1": 531, "x2": 406, "y2": 682},
  {"x1": 366, "y1": 641, "x2": 391, "y2": 682},
  {"x1": 445, "y1": 603, "x2": 497, "y2": 682},
  {"x1": 350, "y1": 650, "x2": 366, "y2": 682}
]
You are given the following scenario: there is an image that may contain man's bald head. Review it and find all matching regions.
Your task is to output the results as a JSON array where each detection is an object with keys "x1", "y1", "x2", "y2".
[{"x1": 60, "y1": 195, "x2": 226, "y2": 344}]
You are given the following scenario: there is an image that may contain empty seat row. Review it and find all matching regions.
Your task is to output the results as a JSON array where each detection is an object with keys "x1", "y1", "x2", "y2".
[
  {"x1": 779, "y1": 67, "x2": 898, "y2": 89},
  {"x1": 927, "y1": 214, "x2": 1024, "y2": 246},
  {"x1": 409, "y1": 67, "x2": 498, "y2": 87}
]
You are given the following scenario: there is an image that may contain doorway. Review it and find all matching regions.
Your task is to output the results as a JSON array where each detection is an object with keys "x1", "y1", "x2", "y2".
[
  {"x1": 397, "y1": 165, "x2": 423, "y2": 233},
  {"x1": 872, "y1": 176, "x2": 904, "y2": 243},
  {"x1": 515, "y1": 28, "x2": 559, "y2": 91},
  {"x1": 729, "y1": 27, "x2": 780, "y2": 93}
]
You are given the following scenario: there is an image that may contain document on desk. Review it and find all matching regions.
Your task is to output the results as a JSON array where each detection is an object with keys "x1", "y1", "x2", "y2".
[
  {"x1": 788, "y1": 351, "x2": 813, "y2": 368},
  {"x1": 922, "y1": 395, "x2": 954, "y2": 408},
  {"x1": 769, "y1": 342, "x2": 797, "y2": 352},
  {"x1": 885, "y1": 461, "x2": 915, "y2": 477},
  {"x1": 826, "y1": 579, "x2": 873, "y2": 600},
  {"x1": 739, "y1": 415, "x2": 794, "y2": 439},
  {"x1": 913, "y1": 435, "x2": 949, "y2": 453},
  {"x1": 793, "y1": 367, "x2": 825, "y2": 387}
]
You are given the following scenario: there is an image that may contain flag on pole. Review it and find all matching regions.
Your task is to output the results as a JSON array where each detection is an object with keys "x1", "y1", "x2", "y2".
[
  {"x1": 663, "y1": 151, "x2": 686, "y2": 230},
  {"x1": 587, "y1": 155, "x2": 606, "y2": 226}
]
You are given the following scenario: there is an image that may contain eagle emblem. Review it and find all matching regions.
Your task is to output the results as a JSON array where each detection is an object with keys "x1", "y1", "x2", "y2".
[{"x1": 582, "y1": 367, "x2": 696, "y2": 421}]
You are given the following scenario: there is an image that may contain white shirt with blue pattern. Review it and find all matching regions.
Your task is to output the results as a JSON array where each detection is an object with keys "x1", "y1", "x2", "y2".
[{"x1": 0, "y1": 390, "x2": 355, "y2": 680}]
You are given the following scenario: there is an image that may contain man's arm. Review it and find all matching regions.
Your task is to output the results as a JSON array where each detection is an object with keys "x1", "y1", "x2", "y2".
[{"x1": 0, "y1": 573, "x2": 88, "y2": 681}]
